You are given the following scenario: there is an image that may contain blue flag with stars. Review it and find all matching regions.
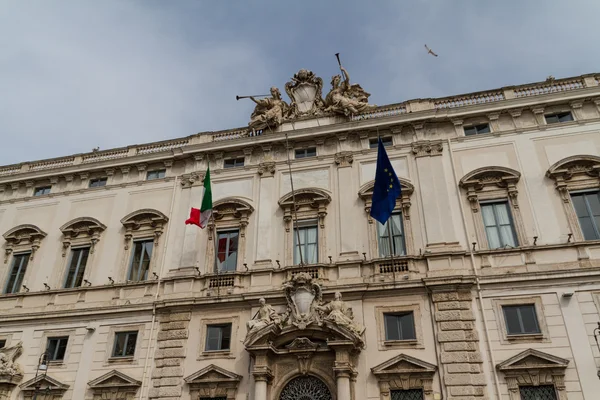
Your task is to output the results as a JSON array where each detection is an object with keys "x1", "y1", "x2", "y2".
[{"x1": 370, "y1": 138, "x2": 401, "y2": 225}]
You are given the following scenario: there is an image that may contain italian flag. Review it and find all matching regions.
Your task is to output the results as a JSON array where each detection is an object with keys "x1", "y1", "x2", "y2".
[{"x1": 185, "y1": 166, "x2": 213, "y2": 228}]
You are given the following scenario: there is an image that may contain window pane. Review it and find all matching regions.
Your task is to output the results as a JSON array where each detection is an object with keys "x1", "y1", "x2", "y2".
[
  {"x1": 519, "y1": 305, "x2": 540, "y2": 334},
  {"x1": 113, "y1": 333, "x2": 126, "y2": 357},
  {"x1": 464, "y1": 126, "x2": 477, "y2": 136},
  {"x1": 125, "y1": 332, "x2": 138, "y2": 356},
  {"x1": 503, "y1": 306, "x2": 522, "y2": 335},
  {"x1": 572, "y1": 193, "x2": 600, "y2": 240},
  {"x1": 89, "y1": 178, "x2": 107, "y2": 187},
  {"x1": 5, "y1": 254, "x2": 30, "y2": 294},
  {"x1": 391, "y1": 389, "x2": 425, "y2": 400},
  {"x1": 384, "y1": 314, "x2": 400, "y2": 340},
  {"x1": 399, "y1": 313, "x2": 416, "y2": 340},
  {"x1": 65, "y1": 248, "x2": 90, "y2": 288},
  {"x1": 545, "y1": 115, "x2": 559, "y2": 124},
  {"x1": 519, "y1": 385, "x2": 557, "y2": 400},
  {"x1": 476, "y1": 124, "x2": 490, "y2": 134},
  {"x1": 220, "y1": 324, "x2": 231, "y2": 350},
  {"x1": 558, "y1": 112, "x2": 573, "y2": 122},
  {"x1": 294, "y1": 224, "x2": 318, "y2": 265},
  {"x1": 129, "y1": 241, "x2": 153, "y2": 281},
  {"x1": 206, "y1": 326, "x2": 222, "y2": 351}
]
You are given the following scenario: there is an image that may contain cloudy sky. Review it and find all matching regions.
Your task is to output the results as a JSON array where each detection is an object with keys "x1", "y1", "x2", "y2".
[{"x1": 1, "y1": 1, "x2": 599, "y2": 165}]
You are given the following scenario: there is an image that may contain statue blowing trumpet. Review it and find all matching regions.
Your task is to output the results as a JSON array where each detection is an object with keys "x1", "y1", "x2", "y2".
[{"x1": 236, "y1": 94, "x2": 270, "y2": 101}]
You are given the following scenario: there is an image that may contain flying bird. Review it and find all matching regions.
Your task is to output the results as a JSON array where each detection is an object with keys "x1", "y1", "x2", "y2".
[{"x1": 424, "y1": 44, "x2": 438, "y2": 57}]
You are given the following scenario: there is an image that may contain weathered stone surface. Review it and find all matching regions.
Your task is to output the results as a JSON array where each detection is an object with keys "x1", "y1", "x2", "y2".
[
  {"x1": 449, "y1": 385, "x2": 486, "y2": 396},
  {"x1": 158, "y1": 387, "x2": 183, "y2": 397},
  {"x1": 432, "y1": 291, "x2": 473, "y2": 302},
  {"x1": 444, "y1": 372, "x2": 487, "y2": 386},
  {"x1": 441, "y1": 351, "x2": 482, "y2": 364},
  {"x1": 158, "y1": 377, "x2": 181, "y2": 387},
  {"x1": 447, "y1": 363, "x2": 482, "y2": 373},
  {"x1": 157, "y1": 329, "x2": 188, "y2": 341},
  {"x1": 158, "y1": 339, "x2": 186, "y2": 349},
  {"x1": 160, "y1": 321, "x2": 188, "y2": 331},
  {"x1": 443, "y1": 342, "x2": 479, "y2": 352},
  {"x1": 155, "y1": 347, "x2": 185, "y2": 359},
  {"x1": 439, "y1": 321, "x2": 475, "y2": 331},
  {"x1": 155, "y1": 358, "x2": 182, "y2": 367},
  {"x1": 437, "y1": 301, "x2": 472, "y2": 311},
  {"x1": 152, "y1": 366, "x2": 184, "y2": 378},
  {"x1": 435, "y1": 310, "x2": 475, "y2": 321},
  {"x1": 165, "y1": 312, "x2": 192, "y2": 322},
  {"x1": 438, "y1": 330, "x2": 466, "y2": 342}
]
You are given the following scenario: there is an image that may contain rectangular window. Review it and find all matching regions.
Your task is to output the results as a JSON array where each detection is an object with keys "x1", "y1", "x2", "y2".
[
  {"x1": 370, "y1": 137, "x2": 393, "y2": 148},
  {"x1": 205, "y1": 324, "x2": 232, "y2": 352},
  {"x1": 128, "y1": 240, "x2": 153, "y2": 281},
  {"x1": 391, "y1": 389, "x2": 424, "y2": 400},
  {"x1": 89, "y1": 177, "x2": 107, "y2": 188},
  {"x1": 4, "y1": 253, "x2": 30, "y2": 294},
  {"x1": 481, "y1": 201, "x2": 518, "y2": 249},
  {"x1": 294, "y1": 220, "x2": 318, "y2": 265},
  {"x1": 223, "y1": 158, "x2": 245, "y2": 168},
  {"x1": 384, "y1": 312, "x2": 416, "y2": 341},
  {"x1": 33, "y1": 186, "x2": 51, "y2": 196},
  {"x1": 46, "y1": 336, "x2": 69, "y2": 361},
  {"x1": 295, "y1": 147, "x2": 317, "y2": 159},
  {"x1": 571, "y1": 191, "x2": 600, "y2": 240},
  {"x1": 112, "y1": 331, "x2": 138, "y2": 357},
  {"x1": 464, "y1": 123, "x2": 491, "y2": 136},
  {"x1": 217, "y1": 230, "x2": 239, "y2": 272},
  {"x1": 377, "y1": 213, "x2": 406, "y2": 256},
  {"x1": 146, "y1": 169, "x2": 166, "y2": 180},
  {"x1": 519, "y1": 385, "x2": 557, "y2": 400},
  {"x1": 545, "y1": 112, "x2": 574, "y2": 124},
  {"x1": 64, "y1": 247, "x2": 90, "y2": 288},
  {"x1": 502, "y1": 304, "x2": 541, "y2": 335}
]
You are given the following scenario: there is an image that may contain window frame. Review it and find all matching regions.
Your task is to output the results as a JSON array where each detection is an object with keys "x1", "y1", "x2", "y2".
[
  {"x1": 295, "y1": 147, "x2": 317, "y2": 159},
  {"x1": 383, "y1": 312, "x2": 416, "y2": 342},
  {"x1": 370, "y1": 137, "x2": 393, "y2": 148},
  {"x1": 146, "y1": 169, "x2": 166, "y2": 180},
  {"x1": 4, "y1": 252, "x2": 31, "y2": 294},
  {"x1": 493, "y1": 297, "x2": 548, "y2": 343},
  {"x1": 204, "y1": 323, "x2": 232, "y2": 352},
  {"x1": 33, "y1": 186, "x2": 52, "y2": 196},
  {"x1": 89, "y1": 177, "x2": 108, "y2": 188},
  {"x1": 377, "y1": 212, "x2": 407, "y2": 257},
  {"x1": 502, "y1": 304, "x2": 541, "y2": 336},
  {"x1": 111, "y1": 331, "x2": 138, "y2": 358},
  {"x1": 223, "y1": 158, "x2": 245, "y2": 169},
  {"x1": 570, "y1": 190, "x2": 600, "y2": 241},
  {"x1": 0, "y1": 339, "x2": 6, "y2": 348},
  {"x1": 544, "y1": 111, "x2": 574, "y2": 124},
  {"x1": 64, "y1": 246, "x2": 90, "y2": 288},
  {"x1": 127, "y1": 239, "x2": 154, "y2": 282},
  {"x1": 216, "y1": 229, "x2": 239, "y2": 272},
  {"x1": 46, "y1": 336, "x2": 69, "y2": 362},
  {"x1": 293, "y1": 219, "x2": 319, "y2": 265},
  {"x1": 480, "y1": 200, "x2": 519, "y2": 249},
  {"x1": 376, "y1": 304, "x2": 423, "y2": 350},
  {"x1": 463, "y1": 123, "x2": 491, "y2": 136}
]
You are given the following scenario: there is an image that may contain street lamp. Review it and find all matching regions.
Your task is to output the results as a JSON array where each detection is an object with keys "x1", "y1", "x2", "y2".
[
  {"x1": 32, "y1": 352, "x2": 48, "y2": 400},
  {"x1": 594, "y1": 323, "x2": 600, "y2": 379}
]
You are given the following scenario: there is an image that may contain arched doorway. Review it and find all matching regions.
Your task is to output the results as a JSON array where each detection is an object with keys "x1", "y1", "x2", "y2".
[{"x1": 279, "y1": 376, "x2": 333, "y2": 400}]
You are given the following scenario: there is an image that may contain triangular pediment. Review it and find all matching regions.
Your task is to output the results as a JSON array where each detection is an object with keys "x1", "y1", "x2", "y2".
[
  {"x1": 497, "y1": 349, "x2": 569, "y2": 371},
  {"x1": 372, "y1": 354, "x2": 437, "y2": 376},
  {"x1": 88, "y1": 369, "x2": 141, "y2": 389},
  {"x1": 20, "y1": 374, "x2": 69, "y2": 391},
  {"x1": 184, "y1": 364, "x2": 242, "y2": 384}
]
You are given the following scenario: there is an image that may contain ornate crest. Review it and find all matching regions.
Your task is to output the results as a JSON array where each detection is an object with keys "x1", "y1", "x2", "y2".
[
  {"x1": 283, "y1": 272, "x2": 323, "y2": 330},
  {"x1": 285, "y1": 69, "x2": 325, "y2": 118},
  {"x1": 0, "y1": 341, "x2": 24, "y2": 385}
]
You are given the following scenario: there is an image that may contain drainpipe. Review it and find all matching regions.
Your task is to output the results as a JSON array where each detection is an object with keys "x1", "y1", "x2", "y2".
[
  {"x1": 140, "y1": 176, "x2": 178, "y2": 399},
  {"x1": 446, "y1": 138, "x2": 501, "y2": 400}
]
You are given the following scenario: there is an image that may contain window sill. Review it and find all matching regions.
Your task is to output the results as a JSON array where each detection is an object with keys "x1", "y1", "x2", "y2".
[
  {"x1": 107, "y1": 356, "x2": 135, "y2": 364},
  {"x1": 200, "y1": 350, "x2": 234, "y2": 360},
  {"x1": 384, "y1": 339, "x2": 418, "y2": 346},
  {"x1": 506, "y1": 333, "x2": 544, "y2": 341}
]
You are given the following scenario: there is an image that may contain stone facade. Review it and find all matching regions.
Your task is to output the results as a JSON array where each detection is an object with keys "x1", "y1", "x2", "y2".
[{"x1": 0, "y1": 72, "x2": 600, "y2": 400}]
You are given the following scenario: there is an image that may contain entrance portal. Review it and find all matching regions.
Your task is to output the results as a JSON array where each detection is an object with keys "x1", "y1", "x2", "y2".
[{"x1": 279, "y1": 376, "x2": 333, "y2": 400}]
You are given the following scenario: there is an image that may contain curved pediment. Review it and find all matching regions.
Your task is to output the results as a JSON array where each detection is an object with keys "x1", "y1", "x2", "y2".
[
  {"x1": 459, "y1": 166, "x2": 521, "y2": 189},
  {"x1": 60, "y1": 217, "x2": 107, "y2": 237},
  {"x1": 3, "y1": 224, "x2": 47, "y2": 244},
  {"x1": 546, "y1": 154, "x2": 600, "y2": 180},
  {"x1": 213, "y1": 197, "x2": 255, "y2": 220},
  {"x1": 120, "y1": 208, "x2": 169, "y2": 229},
  {"x1": 278, "y1": 187, "x2": 331, "y2": 208},
  {"x1": 358, "y1": 178, "x2": 414, "y2": 200}
]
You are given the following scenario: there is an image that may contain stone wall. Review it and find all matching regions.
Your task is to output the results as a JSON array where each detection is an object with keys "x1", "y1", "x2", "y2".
[{"x1": 149, "y1": 311, "x2": 191, "y2": 400}]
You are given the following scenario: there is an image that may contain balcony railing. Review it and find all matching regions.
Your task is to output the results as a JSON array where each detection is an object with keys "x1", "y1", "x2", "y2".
[
  {"x1": 435, "y1": 91, "x2": 505, "y2": 109},
  {"x1": 514, "y1": 78, "x2": 584, "y2": 98}
]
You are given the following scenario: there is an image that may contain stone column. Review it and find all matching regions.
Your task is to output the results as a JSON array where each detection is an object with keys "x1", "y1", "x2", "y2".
[
  {"x1": 335, "y1": 371, "x2": 352, "y2": 399},
  {"x1": 427, "y1": 281, "x2": 487, "y2": 399},
  {"x1": 334, "y1": 152, "x2": 360, "y2": 260},
  {"x1": 251, "y1": 365, "x2": 272, "y2": 400},
  {"x1": 255, "y1": 162, "x2": 276, "y2": 266},
  {"x1": 149, "y1": 311, "x2": 191, "y2": 399},
  {"x1": 330, "y1": 341, "x2": 356, "y2": 400},
  {"x1": 254, "y1": 376, "x2": 268, "y2": 400}
]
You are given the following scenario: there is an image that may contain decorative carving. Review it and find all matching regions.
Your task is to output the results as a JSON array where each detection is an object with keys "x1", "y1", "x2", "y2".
[
  {"x1": 334, "y1": 151, "x2": 354, "y2": 167},
  {"x1": 2, "y1": 225, "x2": 47, "y2": 263},
  {"x1": 60, "y1": 217, "x2": 107, "y2": 256},
  {"x1": 279, "y1": 188, "x2": 331, "y2": 232},
  {"x1": 258, "y1": 162, "x2": 276, "y2": 176},
  {"x1": 246, "y1": 298, "x2": 281, "y2": 335},
  {"x1": 285, "y1": 69, "x2": 325, "y2": 118},
  {"x1": 19, "y1": 374, "x2": 69, "y2": 400},
  {"x1": 0, "y1": 342, "x2": 23, "y2": 385},
  {"x1": 372, "y1": 354, "x2": 437, "y2": 400},
  {"x1": 184, "y1": 364, "x2": 241, "y2": 400},
  {"x1": 283, "y1": 272, "x2": 323, "y2": 330},
  {"x1": 286, "y1": 337, "x2": 319, "y2": 351},
  {"x1": 120, "y1": 209, "x2": 168, "y2": 249},
  {"x1": 248, "y1": 87, "x2": 289, "y2": 132},
  {"x1": 317, "y1": 292, "x2": 364, "y2": 336},
  {"x1": 459, "y1": 166, "x2": 522, "y2": 213},
  {"x1": 411, "y1": 140, "x2": 444, "y2": 158},
  {"x1": 324, "y1": 66, "x2": 375, "y2": 116},
  {"x1": 279, "y1": 376, "x2": 332, "y2": 400},
  {"x1": 88, "y1": 370, "x2": 141, "y2": 400},
  {"x1": 180, "y1": 172, "x2": 199, "y2": 188}
]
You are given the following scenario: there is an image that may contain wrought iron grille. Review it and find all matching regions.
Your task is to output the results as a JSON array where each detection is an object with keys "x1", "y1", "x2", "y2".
[
  {"x1": 279, "y1": 376, "x2": 332, "y2": 400},
  {"x1": 519, "y1": 386, "x2": 557, "y2": 400},
  {"x1": 391, "y1": 389, "x2": 424, "y2": 400}
]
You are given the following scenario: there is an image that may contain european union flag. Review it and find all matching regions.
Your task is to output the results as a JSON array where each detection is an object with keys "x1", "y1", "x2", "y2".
[{"x1": 370, "y1": 138, "x2": 401, "y2": 225}]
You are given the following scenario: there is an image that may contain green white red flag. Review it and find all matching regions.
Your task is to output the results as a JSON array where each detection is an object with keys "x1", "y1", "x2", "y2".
[{"x1": 185, "y1": 166, "x2": 213, "y2": 228}]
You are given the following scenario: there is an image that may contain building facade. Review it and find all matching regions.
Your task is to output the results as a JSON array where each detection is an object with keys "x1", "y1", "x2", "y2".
[{"x1": 0, "y1": 70, "x2": 600, "y2": 400}]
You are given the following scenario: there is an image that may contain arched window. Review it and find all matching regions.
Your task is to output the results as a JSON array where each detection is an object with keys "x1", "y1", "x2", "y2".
[
  {"x1": 546, "y1": 155, "x2": 600, "y2": 241},
  {"x1": 206, "y1": 197, "x2": 254, "y2": 273},
  {"x1": 459, "y1": 166, "x2": 527, "y2": 250},
  {"x1": 120, "y1": 209, "x2": 168, "y2": 282},
  {"x1": 278, "y1": 188, "x2": 331, "y2": 266},
  {"x1": 2, "y1": 224, "x2": 46, "y2": 294},
  {"x1": 358, "y1": 179, "x2": 415, "y2": 258}
]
